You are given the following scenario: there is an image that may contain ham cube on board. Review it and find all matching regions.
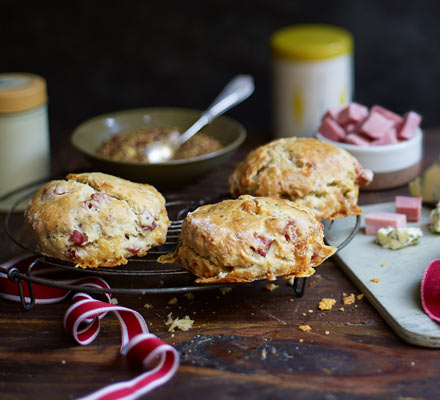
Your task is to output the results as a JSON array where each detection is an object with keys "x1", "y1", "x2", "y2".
[
  {"x1": 318, "y1": 117, "x2": 346, "y2": 142},
  {"x1": 359, "y1": 111, "x2": 395, "y2": 139},
  {"x1": 365, "y1": 211, "x2": 407, "y2": 235},
  {"x1": 370, "y1": 105, "x2": 403, "y2": 127},
  {"x1": 398, "y1": 111, "x2": 422, "y2": 140},
  {"x1": 337, "y1": 103, "x2": 369, "y2": 126},
  {"x1": 395, "y1": 196, "x2": 423, "y2": 222}
]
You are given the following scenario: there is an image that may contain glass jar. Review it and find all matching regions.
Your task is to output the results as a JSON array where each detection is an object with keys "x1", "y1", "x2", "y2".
[
  {"x1": 0, "y1": 73, "x2": 50, "y2": 211},
  {"x1": 270, "y1": 24, "x2": 354, "y2": 138}
]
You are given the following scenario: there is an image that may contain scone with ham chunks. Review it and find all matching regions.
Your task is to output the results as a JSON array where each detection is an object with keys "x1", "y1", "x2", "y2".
[
  {"x1": 25, "y1": 172, "x2": 169, "y2": 268},
  {"x1": 159, "y1": 195, "x2": 336, "y2": 283},
  {"x1": 229, "y1": 137, "x2": 372, "y2": 220}
]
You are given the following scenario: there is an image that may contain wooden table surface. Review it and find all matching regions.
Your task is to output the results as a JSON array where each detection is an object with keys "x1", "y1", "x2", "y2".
[{"x1": 1, "y1": 130, "x2": 440, "y2": 400}]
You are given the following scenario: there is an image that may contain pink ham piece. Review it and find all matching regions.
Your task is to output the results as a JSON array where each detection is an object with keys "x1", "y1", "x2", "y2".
[
  {"x1": 345, "y1": 133, "x2": 371, "y2": 146},
  {"x1": 395, "y1": 195, "x2": 423, "y2": 222},
  {"x1": 344, "y1": 122, "x2": 358, "y2": 133},
  {"x1": 359, "y1": 111, "x2": 395, "y2": 139},
  {"x1": 318, "y1": 116, "x2": 346, "y2": 142},
  {"x1": 364, "y1": 211, "x2": 407, "y2": 235},
  {"x1": 337, "y1": 103, "x2": 368, "y2": 126},
  {"x1": 323, "y1": 105, "x2": 344, "y2": 121},
  {"x1": 370, "y1": 105, "x2": 403, "y2": 127},
  {"x1": 397, "y1": 111, "x2": 422, "y2": 140},
  {"x1": 371, "y1": 127, "x2": 399, "y2": 146}
]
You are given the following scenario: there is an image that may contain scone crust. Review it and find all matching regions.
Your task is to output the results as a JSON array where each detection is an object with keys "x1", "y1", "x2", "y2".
[
  {"x1": 159, "y1": 195, "x2": 336, "y2": 283},
  {"x1": 229, "y1": 137, "x2": 372, "y2": 220},
  {"x1": 25, "y1": 172, "x2": 170, "y2": 268}
]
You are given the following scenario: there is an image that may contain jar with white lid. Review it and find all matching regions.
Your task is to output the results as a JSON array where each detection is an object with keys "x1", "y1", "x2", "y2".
[
  {"x1": 0, "y1": 73, "x2": 50, "y2": 211},
  {"x1": 270, "y1": 24, "x2": 354, "y2": 138}
]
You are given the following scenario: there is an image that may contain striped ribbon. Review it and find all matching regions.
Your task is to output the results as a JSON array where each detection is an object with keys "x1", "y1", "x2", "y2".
[{"x1": 0, "y1": 254, "x2": 179, "y2": 400}]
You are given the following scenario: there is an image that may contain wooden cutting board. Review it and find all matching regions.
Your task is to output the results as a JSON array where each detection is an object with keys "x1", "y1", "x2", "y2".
[{"x1": 326, "y1": 201, "x2": 440, "y2": 348}]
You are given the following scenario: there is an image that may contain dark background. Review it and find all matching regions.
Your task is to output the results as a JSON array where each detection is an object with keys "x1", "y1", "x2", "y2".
[{"x1": 2, "y1": 0, "x2": 440, "y2": 136}]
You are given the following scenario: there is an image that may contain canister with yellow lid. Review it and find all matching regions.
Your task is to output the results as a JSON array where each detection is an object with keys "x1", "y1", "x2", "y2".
[
  {"x1": 0, "y1": 73, "x2": 50, "y2": 210},
  {"x1": 270, "y1": 24, "x2": 354, "y2": 138}
]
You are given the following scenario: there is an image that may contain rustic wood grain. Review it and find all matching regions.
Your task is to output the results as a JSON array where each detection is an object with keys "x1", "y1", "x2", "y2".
[{"x1": 1, "y1": 131, "x2": 440, "y2": 399}]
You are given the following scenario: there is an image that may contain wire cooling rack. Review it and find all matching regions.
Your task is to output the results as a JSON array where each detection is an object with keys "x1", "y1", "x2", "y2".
[{"x1": 0, "y1": 180, "x2": 360, "y2": 310}]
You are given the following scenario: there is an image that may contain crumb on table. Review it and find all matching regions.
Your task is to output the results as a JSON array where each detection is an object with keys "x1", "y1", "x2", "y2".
[
  {"x1": 219, "y1": 287, "x2": 232, "y2": 295},
  {"x1": 318, "y1": 298, "x2": 336, "y2": 311},
  {"x1": 342, "y1": 293, "x2": 356, "y2": 305},
  {"x1": 298, "y1": 324, "x2": 312, "y2": 333},
  {"x1": 265, "y1": 283, "x2": 279, "y2": 291},
  {"x1": 370, "y1": 278, "x2": 381, "y2": 283},
  {"x1": 165, "y1": 312, "x2": 194, "y2": 332}
]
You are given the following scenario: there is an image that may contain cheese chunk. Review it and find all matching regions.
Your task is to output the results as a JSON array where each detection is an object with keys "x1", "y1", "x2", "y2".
[
  {"x1": 376, "y1": 227, "x2": 423, "y2": 250},
  {"x1": 430, "y1": 202, "x2": 440, "y2": 233},
  {"x1": 409, "y1": 162, "x2": 440, "y2": 204}
]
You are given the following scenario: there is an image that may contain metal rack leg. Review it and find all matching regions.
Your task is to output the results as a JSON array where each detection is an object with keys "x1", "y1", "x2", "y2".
[
  {"x1": 8, "y1": 267, "x2": 35, "y2": 311},
  {"x1": 292, "y1": 277, "x2": 307, "y2": 297}
]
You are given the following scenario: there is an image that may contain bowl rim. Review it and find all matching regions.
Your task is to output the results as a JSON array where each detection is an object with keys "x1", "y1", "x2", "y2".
[
  {"x1": 71, "y1": 107, "x2": 247, "y2": 166},
  {"x1": 316, "y1": 127, "x2": 422, "y2": 153}
]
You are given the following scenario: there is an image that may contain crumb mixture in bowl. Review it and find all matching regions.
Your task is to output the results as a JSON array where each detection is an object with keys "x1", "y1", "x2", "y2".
[{"x1": 96, "y1": 127, "x2": 223, "y2": 162}]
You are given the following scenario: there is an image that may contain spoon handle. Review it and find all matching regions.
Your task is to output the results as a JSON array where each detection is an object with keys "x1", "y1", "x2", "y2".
[{"x1": 177, "y1": 75, "x2": 254, "y2": 145}]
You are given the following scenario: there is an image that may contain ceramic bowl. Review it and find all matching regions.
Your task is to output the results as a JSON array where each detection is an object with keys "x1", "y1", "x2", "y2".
[
  {"x1": 316, "y1": 128, "x2": 423, "y2": 190},
  {"x1": 71, "y1": 108, "x2": 246, "y2": 188}
]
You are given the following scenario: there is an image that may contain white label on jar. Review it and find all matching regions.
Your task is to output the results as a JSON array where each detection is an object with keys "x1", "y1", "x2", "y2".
[{"x1": 272, "y1": 54, "x2": 353, "y2": 138}]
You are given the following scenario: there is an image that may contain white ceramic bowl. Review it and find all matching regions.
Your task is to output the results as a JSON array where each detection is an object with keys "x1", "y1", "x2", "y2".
[{"x1": 316, "y1": 128, "x2": 423, "y2": 190}]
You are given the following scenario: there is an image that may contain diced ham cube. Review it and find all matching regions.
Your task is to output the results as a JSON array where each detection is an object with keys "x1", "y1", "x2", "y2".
[
  {"x1": 397, "y1": 111, "x2": 422, "y2": 140},
  {"x1": 318, "y1": 117, "x2": 346, "y2": 142},
  {"x1": 371, "y1": 128, "x2": 399, "y2": 146},
  {"x1": 323, "y1": 105, "x2": 344, "y2": 121},
  {"x1": 359, "y1": 111, "x2": 395, "y2": 139},
  {"x1": 345, "y1": 122, "x2": 358, "y2": 133},
  {"x1": 251, "y1": 234, "x2": 273, "y2": 257},
  {"x1": 370, "y1": 105, "x2": 403, "y2": 126},
  {"x1": 337, "y1": 103, "x2": 369, "y2": 126},
  {"x1": 395, "y1": 196, "x2": 422, "y2": 222},
  {"x1": 364, "y1": 211, "x2": 407, "y2": 235},
  {"x1": 345, "y1": 133, "x2": 371, "y2": 146},
  {"x1": 70, "y1": 230, "x2": 88, "y2": 245}
]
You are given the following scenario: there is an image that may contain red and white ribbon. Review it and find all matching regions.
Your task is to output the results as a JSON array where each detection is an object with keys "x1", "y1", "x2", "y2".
[{"x1": 0, "y1": 254, "x2": 180, "y2": 400}]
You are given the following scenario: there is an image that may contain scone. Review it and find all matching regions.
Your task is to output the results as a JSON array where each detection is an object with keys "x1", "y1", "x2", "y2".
[
  {"x1": 229, "y1": 137, "x2": 373, "y2": 220},
  {"x1": 25, "y1": 172, "x2": 169, "y2": 268},
  {"x1": 159, "y1": 195, "x2": 336, "y2": 283}
]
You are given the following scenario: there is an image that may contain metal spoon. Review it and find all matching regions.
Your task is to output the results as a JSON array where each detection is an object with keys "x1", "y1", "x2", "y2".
[{"x1": 144, "y1": 74, "x2": 254, "y2": 163}]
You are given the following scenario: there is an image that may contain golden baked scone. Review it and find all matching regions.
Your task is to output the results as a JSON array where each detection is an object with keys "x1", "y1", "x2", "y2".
[
  {"x1": 229, "y1": 137, "x2": 373, "y2": 220},
  {"x1": 25, "y1": 172, "x2": 169, "y2": 268},
  {"x1": 159, "y1": 195, "x2": 336, "y2": 283}
]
